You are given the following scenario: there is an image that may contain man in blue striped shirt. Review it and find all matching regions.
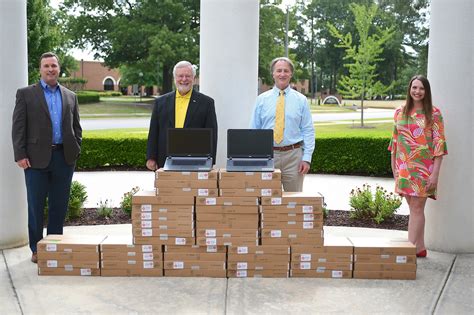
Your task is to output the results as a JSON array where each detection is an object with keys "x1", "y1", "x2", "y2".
[{"x1": 250, "y1": 57, "x2": 315, "y2": 191}]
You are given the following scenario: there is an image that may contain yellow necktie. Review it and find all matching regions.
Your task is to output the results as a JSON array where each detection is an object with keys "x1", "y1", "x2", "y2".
[{"x1": 274, "y1": 90, "x2": 285, "y2": 144}]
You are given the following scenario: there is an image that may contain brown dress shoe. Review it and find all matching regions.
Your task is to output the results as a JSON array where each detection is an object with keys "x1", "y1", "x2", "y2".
[{"x1": 31, "y1": 252, "x2": 38, "y2": 263}]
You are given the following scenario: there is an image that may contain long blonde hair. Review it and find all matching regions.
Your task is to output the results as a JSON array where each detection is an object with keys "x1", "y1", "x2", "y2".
[{"x1": 403, "y1": 75, "x2": 433, "y2": 126}]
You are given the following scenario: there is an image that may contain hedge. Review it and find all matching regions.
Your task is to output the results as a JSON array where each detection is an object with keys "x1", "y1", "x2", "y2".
[
  {"x1": 77, "y1": 136, "x2": 392, "y2": 176},
  {"x1": 77, "y1": 91, "x2": 100, "y2": 104}
]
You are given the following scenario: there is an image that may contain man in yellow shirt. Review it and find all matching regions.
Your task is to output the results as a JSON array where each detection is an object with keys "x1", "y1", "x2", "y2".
[{"x1": 146, "y1": 61, "x2": 218, "y2": 170}]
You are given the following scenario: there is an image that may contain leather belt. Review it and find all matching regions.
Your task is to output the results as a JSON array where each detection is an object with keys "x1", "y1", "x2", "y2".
[
  {"x1": 273, "y1": 142, "x2": 302, "y2": 152},
  {"x1": 51, "y1": 144, "x2": 63, "y2": 150}
]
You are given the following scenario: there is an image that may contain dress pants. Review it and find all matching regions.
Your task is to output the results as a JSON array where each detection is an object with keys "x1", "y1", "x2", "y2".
[
  {"x1": 274, "y1": 147, "x2": 305, "y2": 192},
  {"x1": 24, "y1": 149, "x2": 74, "y2": 252}
]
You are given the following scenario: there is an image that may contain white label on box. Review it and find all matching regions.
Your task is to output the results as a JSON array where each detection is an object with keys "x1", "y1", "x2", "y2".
[
  {"x1": 381, "y1": 254, "x2": 390, "y2": 259},
  {"x1": 237, "y1": 246, "x2": 248, "y2": 254},
  {"x1": 288, "y1": 213, "x2": 296, "y2": 217},
  {"x1": 237, "y1": 262, "x2": 248, "y2": 270},
  {"x1": 300, "y1": 262, "x2": 311, "y2": 270},
  {"x1": 288, "y1": 221, "x2": 296, "y2": 225},
  {"x1": 316, "y1": 266, "x2": 326, "y2": 272},
  {"x1": 255, "y1": 250, "x2": 264, "y2": 254},
  {"x1": 304, "y1": 214, "x2": 314, "y2": 221},
  {"x1": 183, "y1": 188, "x2": 192, "y2": 192},
  {"x1": 127, "y1": 252, "x2": 136, "y2": 257},
  {"x1": 141, "y1": 204, "x2": 152, "y2": 212},
  {"x1": 396, "y1": 256, "x2": 407, "y2": 264},
  {"x1": 46, "y1": 244, "x2": 57, "y2": 252},
  {"x1": 158, "y1": 208, "x2": 168, "y2": 213},
  {"x1": 141, "y1": 221, "x2": 152, "y2": 228},
  {"x1": 191, "y1": 265, "x2": 200, "y2": 270},
  {"x1": 181, "y1": 172, "x2": 191, "y2": 176},
  {"x1": 198, "y1": 172, "x2": 208, "y2": 180},
  {"x1": 198, "y1": 189, "x2": 209, "y2": 196},
  {"x1": 142, "y1": 229, "x2": 152, "y2": 237},
  {"x1": 159, "y1": 234, "x2": 169, "y2": 240},
  {"x1": 271, "y1": 198, "x2": 282, "y2": 205},
  {"x1": 175, "y1": 238, "x2": 186, "y2": 245},
  {"x1": 80, "y1": 268, "x2": 92, "y2": 276},
  {"x1": 207, "y1": 245, "x2": 217, "y2": 253},
  {"x1": 261, "y1": 173, "x2": 273, "y2": 180},
  {"x1": 246, "y1": 188, "x2": 255, "y2": 192},
  {"x1": 286, "y1": 204, "x2": 295, "y2": 209},
  {"x1": 255, "y1": 266, "x2": 263, "y2": 270},
  {"x1": 143, "y1": 261, "x2": 154, "y2": 269},
  {"x1": 142, "y1": 245, "x2": 152, "y2": 252},
  {"x1": 159, "y1": 216, "x2": 168, "y2": 221},
  {"x1": 173, "y1": 261, "x2": 184, "y2": 269},
  {"x1": 302, "y1": 205, "x2": 313, "y2": 213},
  {"x1": 261, "y1": 189, "x2": 271, "y2": 196},
  {"x1": 223, "y1": 202, "x2": 233, "y2": 206},
  {"x1": 303, "y1": 222, "x2": 314, "y2": 229},
  {"x1": 223, "y1": 233, "x2": 231, "y2": 238},
  {"x1": 236, "y1": 270, "x2": 247, "y2": 278},
  {"x1": 223, "y1": 241, "x2": 232, "y2": 246},
  {"x1": 332, "y1": 270, "x2": 343, "y2": 278},
  {"x1": 270, "y1": 230, "x2": 282, "y2": 238},
  {"x1": 143, "y1": 253, "x2": 154, "y2": 260},
  {"x1": 301, "y1": 254, "x2": 312, "y2": 262},
  {"x1": 47, "y1": 260, "x2": 58, "y2": 268},
  {"x1": 159, "y1": 225, "x2": 168, "y2": 229},
  {"x1": 64, "y1": 265, "x2": 73, "y2": 271},
  {"x1": 127, "y1": 260, "x2": 137, "y2": 265},
  {"x1": 318, "y1": 258, "x2": 327, "y2": 263},
  {"x1": 126, "y1": 245, "x2": 135, "y2": 248},
  {"x1": 289, "y1": 233, "x2": 297, "y2": 238},
  {"x1": 205, "y1": 198, "x2": 216, "y2": 205},
  {"x1": 206, "y1": 238, "x2": 217, "y2": 246},
  {"x1": 245, "y1": 172, "x2": 254, "y2": 176},
  {"x1": 205, "y1": 229, "x2": 216, "y2": 237},
  {"x1": 141, "y1": 213, "x2": 152, "y2": 220}
]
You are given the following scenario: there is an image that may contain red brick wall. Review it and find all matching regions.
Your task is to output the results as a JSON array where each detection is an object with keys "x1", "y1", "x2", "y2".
[{"x1": 71, "y1": 60, "x2": 121, "y2": 91}]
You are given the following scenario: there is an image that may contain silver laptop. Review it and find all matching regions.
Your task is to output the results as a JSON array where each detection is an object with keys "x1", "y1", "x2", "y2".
[
  {"x1": 163, "y1": 128, "x2": 213, "y2": 172},
  {"x1": 226, "y1": 129, "x2": 274, "y2": 172}
]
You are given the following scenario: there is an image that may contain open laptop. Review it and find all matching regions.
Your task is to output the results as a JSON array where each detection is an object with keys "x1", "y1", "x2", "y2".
[
  {"x1": 226, "y1": 129, "x2": 274, "y2": 172},
  {"x1": 163, "y1": 128, "x2": 213, "y2": 172}
]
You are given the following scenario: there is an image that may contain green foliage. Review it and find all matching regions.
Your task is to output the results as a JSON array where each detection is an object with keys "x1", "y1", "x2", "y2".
[
  {"x1": 77, "y1": 91, "x2": 100, "y2": 104},
  {"x1": 96, "y1": 199, "x2": 113, "y2": 218},
  {"x1": 349, "y1": 184, "x2": 402, "y2": 224},
  {"x1": 44, "y1": 180, "x2": 87, "y2": 221},
  {"x1": 59, "y1": 77, "x2": 87, "y2": 91},
  {"x1": 99, "y1": 91, "x2": 122, "y2": 97},
  {"x1": 120, "y1": 187, "x2": 140, "y2": 217}
]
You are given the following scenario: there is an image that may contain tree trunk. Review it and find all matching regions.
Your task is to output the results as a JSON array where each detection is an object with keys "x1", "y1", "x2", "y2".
[{"x1": 162, "y1": 64, "x2": 173, "y2": 94}]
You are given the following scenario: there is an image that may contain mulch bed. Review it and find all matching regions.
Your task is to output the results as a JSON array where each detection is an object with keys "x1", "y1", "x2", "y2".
[{"x1": 64, "y1": 208, "x2": 408, "y2": 231}]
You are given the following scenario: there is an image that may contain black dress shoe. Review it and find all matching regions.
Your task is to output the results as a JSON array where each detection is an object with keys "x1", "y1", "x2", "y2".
[{"x1": 31, "y1": 252, "x2": 38, "y2": 263}]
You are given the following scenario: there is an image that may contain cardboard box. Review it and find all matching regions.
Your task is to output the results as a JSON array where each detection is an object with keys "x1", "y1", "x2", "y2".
[
  {"x1": 228, "y1": 245, "x2": 290, "y2": 255},
  {"x1": 219, "y1": 169, "x2": 281, "y2": 180},
  {"x1": 133, "y1": 236, "x2": 194, "y2": 246},
  {"x1": 131, "y1": 211, "x2": 194, "y2": 222},
  {"x1": 290, "y1": 261, "x2": 353, "y2": 271},
  {"x1": 156, "y1": 187, "x2": 218, "y2": 197},
  {"x1": 132, "y1": 228, "x2": 194, "y2": 238},
  {"x1": 164, "y1": 245, "x2": 226, "y2": 253},
  {"x1": 196, "y1": 237, "x2": 259, "y2": 246},
  {"x1": 218, "y1": 179, "x2": 282, "y2": 189},
  {"x1": 291, "y1": 253, "x2": 353, "y2": 263},
  {"x1": 132, "y1": 204, "x2": 193, "y2": 214},
  {"x1": 261, "y1": 237, "x2": 324, "y2": 246},
  {"x1": 261, "y1": 228, "x2": 324, "y2": 239},
  {"x1": 197, "y1": 213, "x2": 258, "y2": 222},
  {"x1": 37, "y1": 234, "x2": 107, "y2": 253},
  {"x1": 261, "y1": 221, "x2": 323, "y2": 230},
  {"x1": 195, "y1": 205, "x2": 259, "y2": 214},
  {"x1": 196, "y1": 220, "x2": 258, "y2": 230},
  {"x1": 164, "y1": 269, "x2": 226, "y2": 277},
  {"x1": 101, "y1": 268, "x2": 163, "y2": 277},
  {"x1": 163, "y1": 260, "x2": 226, "y2": 270},
  {"x1": 38, "y1": 267, "x2": 100, "y2": 276},
  {"x1": 37, "y1": 260, "x2": 99, "y2": 269},
  {"x1": 37, "y1": 251, "x2": 99, "y2": 261},
  {"x1": 196, "y1": 196, "x2": 259, "y2": 206},
  {"x1": 101, "y1": 260, "x2": 163, "y2": 270},
  {"x1": 100, "y1": 235, "x2": 161, "y2": 253},
  {"x1": 353, "y1": 270, "x2": 416, "y2": 280},
  {"x1": 196, "y1": 228, "x2": 258, "y2": 238},
  {"x1": 132, "y1": 190, "x2": 194, "y2": 204},
  {"x1": 164, "y1": 252, "x2": 226, "y2": 261},
  {"x1": 260, "y1": 205, "x2": 323, "y2": 214},
  {"x1": 219, "y1": 188, "x2": 282, "y2": 197},
  {"x1": 227, "y1": 270, "x2": 289, "y2": 278},
  {"x1": 349, "y1": 237, "x2": 417, "y2": 256},
  {"x1": 354, "y1": 263, "x2": 416, "y2": 272},
  {"x1": 132, "y1": 219, "x2": 193, "y2": 230},
  {"x1": 227, "y1": 261, "x2": 289, "y2": 270},
  {"x1": 261, "y1": 213, "x2": 323, "y2": 222},
  {"x1": 101, "y1": 251, "x2": 162, "y2": 261},
  {"x1": 155, "y1": 168, "x2": 218, "y2": 180},
  {"x1": 261, "y1": 192, "x2": 324, "y2": 206},
  {"x1": 354, "y1": 254, "x2": 416, "y2": 264},
  {"x1": 290, "y1": 269, "x2": 352, "y2": 279},
  {"x1": 155, "y1": 179, "x2": 217, "y2": 189},
  {"x1": 227, "y1": 254, "x2": 290, "y2": 263}
]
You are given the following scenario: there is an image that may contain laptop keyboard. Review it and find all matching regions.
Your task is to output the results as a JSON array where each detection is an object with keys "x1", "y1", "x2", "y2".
[
  {"x1": 233, "y1": 160, "x2": 267, "y2": 166},
  {"x1": 171, "y1": 159, "x2": 207, "y2": 166}
]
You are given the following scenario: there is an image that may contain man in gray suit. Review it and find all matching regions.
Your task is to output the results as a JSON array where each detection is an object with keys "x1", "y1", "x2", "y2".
[{"x1": 12, "y1": 52, "x2": 82, "y2": 263}]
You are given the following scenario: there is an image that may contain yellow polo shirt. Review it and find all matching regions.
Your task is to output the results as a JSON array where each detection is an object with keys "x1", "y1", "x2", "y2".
[{"x1": 175, "y1": 89, "x2": 192, "y2": 128}]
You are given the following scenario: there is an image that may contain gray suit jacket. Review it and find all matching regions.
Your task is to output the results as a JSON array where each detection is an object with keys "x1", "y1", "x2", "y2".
[{"x1": 12, "y1": 83, "x2": 82, "y2": 168}]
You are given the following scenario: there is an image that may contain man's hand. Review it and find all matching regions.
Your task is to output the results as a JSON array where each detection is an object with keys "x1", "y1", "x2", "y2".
[
  {"x1": 146, "y1": 159, "x2": 157, "y2": 171},
  {"x1": 17, "y1": 158, "x2": 31, "y2": 169},
  {"x1": 298, "y1": 161, "x2": 310, "y2": 174}
]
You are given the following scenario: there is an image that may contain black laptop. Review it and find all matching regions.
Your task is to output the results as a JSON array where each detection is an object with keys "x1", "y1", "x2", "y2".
[
  {"x1": 163, "y1": 128, "x2": 213, "y2": 172},
  {"x1": 226, "y1": 129, "x2": 274, "y2": 172}
]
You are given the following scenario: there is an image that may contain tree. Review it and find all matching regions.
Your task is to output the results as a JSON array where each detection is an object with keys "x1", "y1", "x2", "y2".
[{"x1": 328, "y1": 3, "x2": 393, "y2": 127}]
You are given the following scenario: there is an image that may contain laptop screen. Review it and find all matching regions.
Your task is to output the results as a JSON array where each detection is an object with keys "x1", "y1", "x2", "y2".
[
  {"x1": 227, "y1": 129, "x2": 274, "y2": 158},
  {"x1": 167, "y1": 128, "x2": 212, "y2": 157}
]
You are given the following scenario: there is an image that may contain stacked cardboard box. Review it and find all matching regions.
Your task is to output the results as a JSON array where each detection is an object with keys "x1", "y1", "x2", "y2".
[
  {"x1": 195, "y1": 196, "x2": 259, "y2": 246},
  {"x1": 350, "y1": 237, "x2": 417, "y2": 280},
  {"x1": 100, "y1": 235, "x2": 163, "y2": 276},
  {"x1": 290, "y1": 236, "x2": 353, "y2": 278},
  {"x1": 37, "y1": 234, "x2": 106, "y2": 276},
  {"x1": 163, "y1": 245, "x2": 227, "y2": 277},
  {"x1": 218, "y1": 169, "x2": 282, "y2": 197},
  {"x1": 132, "y1": 190, "x2": 195, "y2": 246},
  {"x1": 260, "y1": 192, "x2": 324, "y2": 246},
  {"x1": 227, "y1": 245, "x2": 290, "y2": 278},
  {"x1": 154, "y1": 169, "x2": 218, "y2": 198}
]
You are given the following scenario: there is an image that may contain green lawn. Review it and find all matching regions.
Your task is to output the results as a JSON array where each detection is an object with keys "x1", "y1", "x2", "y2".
[{"x1": 79, "y1": 103, "x2": 152, "y2": 116}]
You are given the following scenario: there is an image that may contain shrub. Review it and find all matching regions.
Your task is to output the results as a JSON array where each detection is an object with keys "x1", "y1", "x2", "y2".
[
  {"x1": 77, "y1": 91, "x2": 100, "y2": 104},
  {"x1": 99, "y1": 91, "x2": 122, "y2": 97},
  {"x1": 349, "y1": 184, "x2": 402, "y2": 224},
  {"x1": 44, "y1": 180, "x2": 87, "y2": 221},
  {"x1": 97, "y1": 199, "x2": 113, "y2": 218},
  {"x1": 120, "y1": 186, "x2": 140, "y2": 217}
]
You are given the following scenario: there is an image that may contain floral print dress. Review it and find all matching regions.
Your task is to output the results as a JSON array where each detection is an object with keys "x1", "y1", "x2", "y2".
[{"x1": 388, "y1": 106, "x2": 448, "y2": 199}]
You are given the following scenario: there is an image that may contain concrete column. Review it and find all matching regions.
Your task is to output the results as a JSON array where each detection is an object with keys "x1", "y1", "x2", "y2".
[
  {"x1": 426, "y1": 0, "x2": 473, "y2": 253},
  {"x1": 0, "y1": 0, "x2": 28, "y2": 249},
  {"x1": 199, "y1": 0, "x2": 260, "y2": 167}
]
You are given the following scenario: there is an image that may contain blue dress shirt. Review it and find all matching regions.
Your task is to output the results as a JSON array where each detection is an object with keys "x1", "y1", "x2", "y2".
[
  {"x1": 250, "y1": 86, "x2": 315, "y2": 162},
  {"x1": 40, "y1": 79, "x2": 63, "y2": 144}
]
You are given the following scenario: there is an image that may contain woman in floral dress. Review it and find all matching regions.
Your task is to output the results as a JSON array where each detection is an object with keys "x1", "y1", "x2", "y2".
[{"x1": 388, "y1": 75, "x2": 448, "y2": 257}]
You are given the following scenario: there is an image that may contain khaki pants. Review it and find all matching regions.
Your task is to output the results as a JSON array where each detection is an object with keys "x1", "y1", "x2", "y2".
[{"x1": 274, "y1": 147, "x2": 304, "y2": 192}]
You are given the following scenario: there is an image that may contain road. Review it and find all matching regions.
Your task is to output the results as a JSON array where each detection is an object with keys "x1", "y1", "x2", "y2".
[{"x1": 81, "y1": 108, "x2": 394, "y2": 130}]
